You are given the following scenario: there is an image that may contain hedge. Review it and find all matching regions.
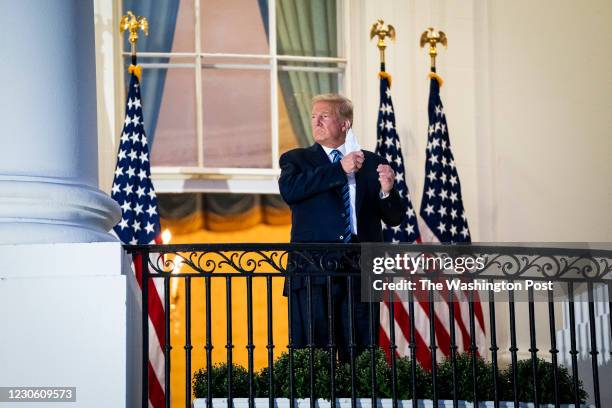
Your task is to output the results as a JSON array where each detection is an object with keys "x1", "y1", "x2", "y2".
[{"x1": 193, "y1": 348, "x2": 587, "y2": 404}]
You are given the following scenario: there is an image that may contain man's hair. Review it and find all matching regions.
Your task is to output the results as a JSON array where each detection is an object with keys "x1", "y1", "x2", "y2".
[{"x1": 311, "y1": 93, "x2": 353, "y2": 124}]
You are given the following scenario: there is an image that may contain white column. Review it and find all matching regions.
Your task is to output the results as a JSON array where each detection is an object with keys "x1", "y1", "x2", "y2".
[
  {"x1": 0, "y1": 3, "x2": 138, "y2": 407},
  {"x1": 0, "y1": 0, "x2": 120, "y2": 244}
]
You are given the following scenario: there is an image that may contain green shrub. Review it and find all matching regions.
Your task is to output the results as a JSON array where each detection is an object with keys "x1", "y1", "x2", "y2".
[
  {"x1": 395, "y1": 355, "x2": 432, "y2": 399},
  {"x1": 192, "y1": 363, "x2": 250, "y2": 398},
  {"x1": 501, "y1": 358, "x2": 588, "y2": 404},
  {"x1": 436, "y1": 352, "x2": 504, "y2": 401},
  {"x1": 192, "y1": 350, "x2": 588, "y2": 404},
  {"x1": 256, "y1": 348, "x2": 391, "y2": 398},
  {"x1": 257, "y1": 348, "x2": 339, "y2": 399},
  {"x1": 335, "y1": 348, "x2": 392, "y2": 398},
  {"x1": 254, "y1": 365, "x2": 276, "y2": 398}
]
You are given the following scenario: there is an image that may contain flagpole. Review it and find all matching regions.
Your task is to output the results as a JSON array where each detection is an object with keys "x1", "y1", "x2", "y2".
[
  {"x1": 419, "y1": 27, "x2": 447, "y2": 73},
  {"x1": 370, "y1": 19, "x2": 396, "y2": 74},
  {"x1": 418, "y1": 26, "x2": 489, "y2": 408},
  {"x1": 371, "y1": 19, "x2": 427, "y2": 408},
  {"x1": 119, "y1": 11, "x2": 153, "y2": 408},
  {"x1": 371, "y1": 19, "x2": 400, "y2": 406}
]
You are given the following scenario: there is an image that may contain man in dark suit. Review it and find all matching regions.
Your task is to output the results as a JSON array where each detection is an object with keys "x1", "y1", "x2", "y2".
[{"x1": 278, "y1": 93, "x2": 405, "y2": 361}]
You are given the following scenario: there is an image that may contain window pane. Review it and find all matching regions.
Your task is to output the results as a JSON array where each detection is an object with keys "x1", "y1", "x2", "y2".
[
  {"x1": 200, "y1": 0, "x2": 269, "y2": 54},
  {"x1": 202, "y1": 69, "x2": 271, "y2": 168},
  {"x1": 277, "y1": 66, "x2": 340, "y2": 151},
  {"x1": 172, "y1": 0, "x2": 196, "y2": 52},
  {"x1": 150, "y1": 68, "x2": 198, "y2": 166},
  {"x1": 276, "y1": 0, "x2": 338, "y2": 57},
  {"x1": 122, "y1": 0, "x2": 194, "y2": 53}
]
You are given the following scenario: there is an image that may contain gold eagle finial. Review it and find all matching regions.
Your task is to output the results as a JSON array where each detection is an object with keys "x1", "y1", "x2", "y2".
[
  {"x1": 420, "y1": 27, "x2": 447, "y2": 69},
  {"x1": 370, "y1": 19, "x2": 396, "y2": 65},
  {"x1": 120, "y1": 11, "x2": 149, "y2": 55}
]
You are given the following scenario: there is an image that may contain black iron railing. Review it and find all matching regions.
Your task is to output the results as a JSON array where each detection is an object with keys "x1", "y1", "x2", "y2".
[{"x1": 124, "y1": 243, "x2": 612, "y2": 408}]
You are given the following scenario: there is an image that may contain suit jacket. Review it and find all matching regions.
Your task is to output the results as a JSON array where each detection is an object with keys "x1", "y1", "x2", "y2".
[{"x1": 278, "y1": 143, "x2": 405, "y2": 290}]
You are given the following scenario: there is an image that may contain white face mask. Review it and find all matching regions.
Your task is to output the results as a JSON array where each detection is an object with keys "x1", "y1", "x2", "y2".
[{"x1": 344, "y1": 126, "x2": 361, "y2": 153}]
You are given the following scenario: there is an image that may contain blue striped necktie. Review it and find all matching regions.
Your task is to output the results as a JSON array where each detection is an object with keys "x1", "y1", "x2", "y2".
[{"x1": 331, "y1": 149, "x2": 352, "y2": 243}]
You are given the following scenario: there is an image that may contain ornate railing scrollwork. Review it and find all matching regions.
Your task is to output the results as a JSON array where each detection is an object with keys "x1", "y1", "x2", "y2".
[{"x1": 127, "y1": 244, "x2": 611, "y2": 283}]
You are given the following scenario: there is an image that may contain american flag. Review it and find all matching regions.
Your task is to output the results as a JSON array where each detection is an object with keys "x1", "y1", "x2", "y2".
[
  {"x1": 375, "y1": 72, "x2": 486, "y2": 370},
  {"x1": 419, "y1": 75, "x2": 470, "y2": 243},
  {"x1": 374, "y1": 74, "x2": 420, "y2": 244},
  {"x1": 374, "y1": 73, "x2": 434, "y2": 368},
  {"x1": 111, "y1": 71, "x2": 166, "y2": 408},
  {"x1": 418, "y1": 73, "x2": 486, "y2": 359}
]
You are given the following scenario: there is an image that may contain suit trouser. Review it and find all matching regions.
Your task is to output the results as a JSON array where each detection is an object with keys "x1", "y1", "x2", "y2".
[{"x1": 289, "y1": 278, "x2": 380, "y2": 362}]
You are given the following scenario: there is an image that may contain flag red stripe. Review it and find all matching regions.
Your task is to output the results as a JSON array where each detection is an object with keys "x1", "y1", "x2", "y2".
[
  {"x1": 378, "y1": 322, "x2": 432, "y2": 372},
  {"x1": 379, "y1": 318, "x2": 432, "y2": 371},
  {"x1": 425, "y1": 279, "x2": 475, "y2": 355},
  {"x1": 449, "y1": 287, "x2": 485, "y2": 355},
  {"x1": 133, "y1": 254, "x2": 166, "y2": 351},
  {"x1": 470, "y1": 290, "x2": 486, "y2": 334},
  {"x1": 146, "y1": 276, "x2": 166, "y2": 350},
  {"x1": 418, "y1": 227, "x2": 487, "y2": 356},
  {"x1": 387, "y1": 297, "x2": 433, "y2": 370},
  {"x1": 452, "y1": 300, "x2": 472, "y2": 353},
  {"x1": 148, "y1": 361, "x2": 165, "y2": 408},
  {"x1": 132, "y1": 253, "x2": 166, "y2": 407},
  {"x1": 411, "y1": 287, "x2": 452, "y2": 357}
]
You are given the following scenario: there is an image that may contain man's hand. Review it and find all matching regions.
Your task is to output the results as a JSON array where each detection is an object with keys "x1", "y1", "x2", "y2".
[
  {"x1": 377, "y1": 164, "x2": 395, "y2": 194},
  {"x1": 340, "y1": 151, "x2": 364, "y2": 174}
]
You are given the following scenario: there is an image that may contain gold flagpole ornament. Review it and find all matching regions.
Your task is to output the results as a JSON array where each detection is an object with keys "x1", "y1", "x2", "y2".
[
  {"x1": 120, "y1": 11, "x2": 149, "y2": 55},
  {"x1": 419, "y1": 27, "x2": 447, "y2": 70},
  {"x1": 120, "y1": 11, "x2": 148, "y2": 80},
  {"x1": 369, "y1": 19, "x2": 396, "y2": 67}
]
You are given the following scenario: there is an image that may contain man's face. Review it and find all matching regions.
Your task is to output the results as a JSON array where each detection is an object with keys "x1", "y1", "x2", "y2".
[{"x1": 311, "y1": 101, "x2": 347, "y2": 148}]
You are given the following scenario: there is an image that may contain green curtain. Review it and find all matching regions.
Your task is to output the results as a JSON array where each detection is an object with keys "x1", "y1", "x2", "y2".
[{"x1": 276, "y1": 0, "x2": 339, "y2": 147}]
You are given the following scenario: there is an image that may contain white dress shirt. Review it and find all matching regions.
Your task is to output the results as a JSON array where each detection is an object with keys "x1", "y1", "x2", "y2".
[{"x1": 321, "y1": 144, "x2": 358, "y2": 235}]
